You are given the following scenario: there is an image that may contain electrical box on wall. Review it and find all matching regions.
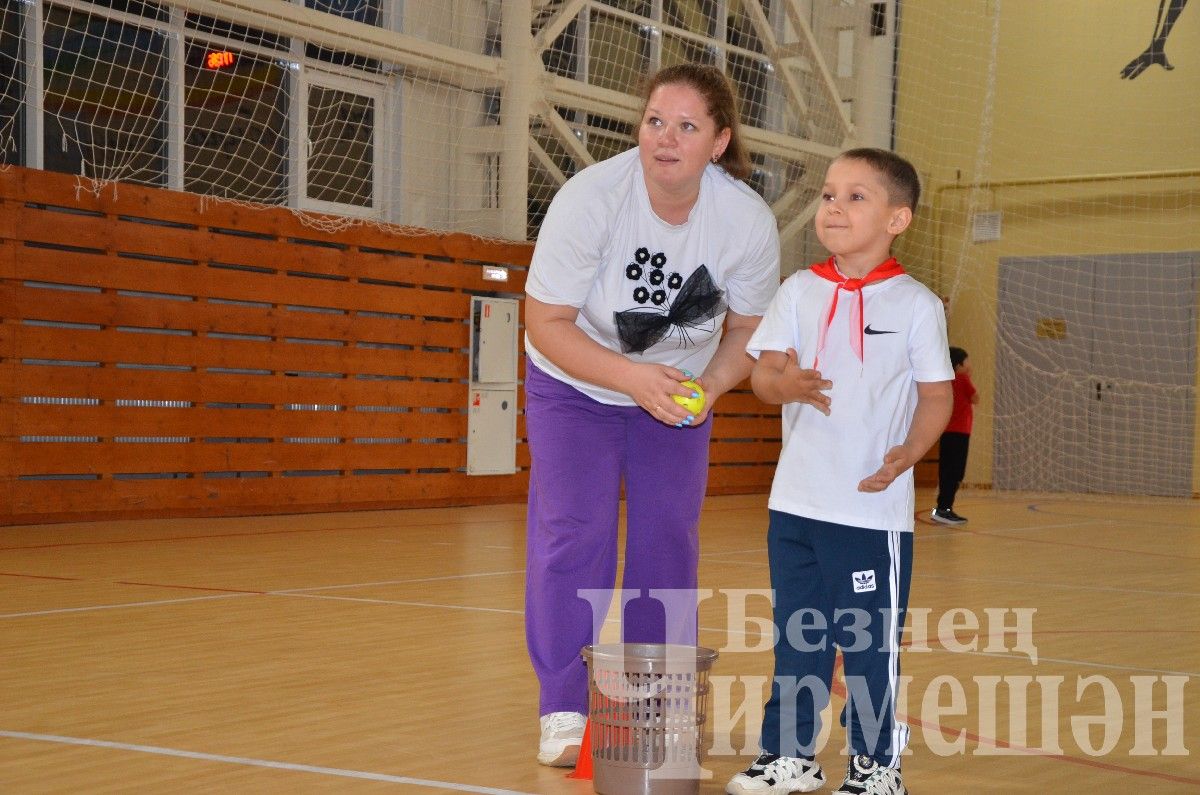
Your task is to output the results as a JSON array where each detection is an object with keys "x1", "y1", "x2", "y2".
[
  {"x1": 468, "y1": 387, "x2": 517, "y2": 475},
  {"x1": 471, "y1": 296, "x2": 518, "y2": 384},
  {"x1": 467, "y1": 296, "x2": 519, "y2": 475}
]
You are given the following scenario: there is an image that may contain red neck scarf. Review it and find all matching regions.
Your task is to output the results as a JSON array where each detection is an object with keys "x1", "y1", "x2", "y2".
[{"x1": 809, "y1": 256, "x2": 905, "y2": 367}]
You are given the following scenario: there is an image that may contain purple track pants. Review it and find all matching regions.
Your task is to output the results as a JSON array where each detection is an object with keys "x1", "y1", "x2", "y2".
[{"x1": 524, "y1": 361, "x2": 712, "y2": 716}]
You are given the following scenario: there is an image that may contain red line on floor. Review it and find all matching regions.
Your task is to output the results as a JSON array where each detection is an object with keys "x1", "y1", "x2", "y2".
[
  {"x1": 0, "y1": 572, "x2": 82, "y2": 581},
  {"x1": 905, "y1": 714, "x2": 1200, "y2": 786},
  {"x1": 829, "y1": 656, "x2": 1198, "y2": 785},
  {"x1": 959, "y1": 526, "x2": 1199, "y2": 560}
]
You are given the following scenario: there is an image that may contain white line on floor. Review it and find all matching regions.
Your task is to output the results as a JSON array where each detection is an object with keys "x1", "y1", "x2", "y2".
[{"x1": 0, "y1": 731, "x2": 537, "y2": 794}]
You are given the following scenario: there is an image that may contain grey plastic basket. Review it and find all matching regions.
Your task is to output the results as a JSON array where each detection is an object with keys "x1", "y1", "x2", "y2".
[{"x1": 581, "y1": 643, "x2": 720, "y2": 795}]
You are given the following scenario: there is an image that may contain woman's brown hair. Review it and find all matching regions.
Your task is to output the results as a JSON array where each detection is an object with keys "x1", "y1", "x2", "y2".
[{"x1": 639, "y1": 63, "x2": 752, "y2": 181}]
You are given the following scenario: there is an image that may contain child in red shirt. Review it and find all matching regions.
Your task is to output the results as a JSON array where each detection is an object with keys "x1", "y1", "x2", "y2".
[{"x1": 932, "y1": 347, "x2": 978, "y2": 524}]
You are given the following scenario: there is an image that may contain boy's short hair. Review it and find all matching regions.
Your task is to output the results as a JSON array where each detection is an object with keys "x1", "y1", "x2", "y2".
[
  {"x1": 949, "y1": 346, "x2": 968, "y2": 368},
  {"x1": 837, "y1": 147, "x2": 921, "y2": 210}
]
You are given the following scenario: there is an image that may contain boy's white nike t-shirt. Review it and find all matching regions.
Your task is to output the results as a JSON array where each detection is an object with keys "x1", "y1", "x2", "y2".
[{"x1": 747, "y1": 267, "x2": 953, "y2": 532}]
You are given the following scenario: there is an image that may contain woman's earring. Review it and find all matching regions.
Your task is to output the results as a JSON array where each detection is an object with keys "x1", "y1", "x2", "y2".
[{"x1": 711, "y1": 154, "x2": 719, "y2": 163}]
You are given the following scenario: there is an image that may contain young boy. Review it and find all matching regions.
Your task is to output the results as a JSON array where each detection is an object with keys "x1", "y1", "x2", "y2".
[
  {"x1": 727, "y1": 149, "x2": 953, "y2": 795},
  {"x1": 932, "y1": 346, "x2": 978, "y2": 525}
]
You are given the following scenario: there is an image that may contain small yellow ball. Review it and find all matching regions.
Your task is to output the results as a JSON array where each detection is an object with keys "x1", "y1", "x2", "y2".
[{"x1": 672, "y1": 380, "x2": 705, "y2": 414}]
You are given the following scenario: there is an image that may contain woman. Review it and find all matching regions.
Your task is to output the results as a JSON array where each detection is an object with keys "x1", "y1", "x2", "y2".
[{"x1": 523, "y1": 63, "x2": 780, "y2": 766}]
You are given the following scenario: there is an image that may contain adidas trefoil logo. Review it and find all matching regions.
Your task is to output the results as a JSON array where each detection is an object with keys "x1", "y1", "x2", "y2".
[{"x1": 852, "y1": 570, "x2": 876, "y2": 593}]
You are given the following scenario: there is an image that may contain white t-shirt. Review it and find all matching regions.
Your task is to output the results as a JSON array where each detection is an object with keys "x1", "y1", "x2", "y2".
[
  {"x1": 525, "y1": 147, "x2": 780, "y2": 405},
  {"x1": 746, "y1": 267, "x2": 953, "y2": 532}
]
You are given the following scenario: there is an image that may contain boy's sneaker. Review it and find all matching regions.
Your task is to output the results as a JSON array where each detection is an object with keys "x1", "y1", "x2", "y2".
[
  {"x1": 931, "y1": 508, "x2": 967, "y2": 525},
  {"x1": 726, "y1": 752, "x2": 825, "y2": 794},
  {"x1": 833, "y1": 755, "x2": 907, "y2": 795},
  {"x1": 536, "y1": 711, "x2": 586, "y2": 767}
]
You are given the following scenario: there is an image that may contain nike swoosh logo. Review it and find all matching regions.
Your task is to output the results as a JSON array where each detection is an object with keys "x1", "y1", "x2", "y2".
[{"x1": 863, "y1": 325, "x2": 897, "y2": 335}]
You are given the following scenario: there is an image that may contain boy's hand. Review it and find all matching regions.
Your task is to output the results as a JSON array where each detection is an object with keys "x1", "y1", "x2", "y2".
[
  {"x1": 780, "y1": 348, "x2": 832, "y2": 415},
  {"x1": 858, "y1": 380, "x2": 952, "y2": 492},
  {"x1": 858, "y1": 445, "x2": 913, "y2": 492}
]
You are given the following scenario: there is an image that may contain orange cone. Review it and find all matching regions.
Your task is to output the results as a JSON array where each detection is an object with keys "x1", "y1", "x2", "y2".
[{"x1": 565, "y1": 719, "x2": 593, "y2": 780}]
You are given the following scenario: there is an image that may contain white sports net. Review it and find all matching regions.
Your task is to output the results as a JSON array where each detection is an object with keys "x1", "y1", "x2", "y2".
[
  {"x1": 2, "y1": 0, "x2": 1198, "y2": 497},
  {"x1": 2, "y1": 1, "x2": 857, "y2": 245},
  {"x1": 889, "y1": 1, "x2": 1198, "y2": 499}
]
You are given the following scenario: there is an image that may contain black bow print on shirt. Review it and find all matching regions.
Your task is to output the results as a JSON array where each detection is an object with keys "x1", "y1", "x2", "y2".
[{"x1": 614, "y1": 247, "x2": 725, "y2": 354}]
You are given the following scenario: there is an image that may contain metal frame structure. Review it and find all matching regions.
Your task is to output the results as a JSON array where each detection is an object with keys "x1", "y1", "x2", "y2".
[{"x1": 11, "y1": 0, "x2": 866, "y2": 243}]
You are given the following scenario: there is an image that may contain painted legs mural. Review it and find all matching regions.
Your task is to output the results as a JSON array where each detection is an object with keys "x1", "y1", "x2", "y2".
[{"x1": 1121, "y1": 0, "x2": 1189, "y2": 79}]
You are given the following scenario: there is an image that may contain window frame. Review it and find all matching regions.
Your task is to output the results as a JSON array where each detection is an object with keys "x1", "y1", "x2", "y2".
[
  {"x1": 296, "y1": 68, "x2": 386, "y2": 218},
  {"x1": 9, "y1": 0, "x2": 391, "y2": 220}
]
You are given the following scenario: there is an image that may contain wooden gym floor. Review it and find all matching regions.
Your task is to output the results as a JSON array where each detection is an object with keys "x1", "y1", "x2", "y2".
[{"x1": 1, "y1": 490, "x2": 1197, "y2": 793}]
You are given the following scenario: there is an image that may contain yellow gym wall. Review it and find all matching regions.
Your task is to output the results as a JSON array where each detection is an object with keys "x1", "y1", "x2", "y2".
[{"x1": 893, "y1": 0, "x2": 1200, "y2": 493}]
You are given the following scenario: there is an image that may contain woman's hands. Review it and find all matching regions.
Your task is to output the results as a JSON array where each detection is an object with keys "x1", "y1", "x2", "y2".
[
  {"x1": 527, "y1": 299, "x2": 764, "y2": 428},
  {"x1": 629, "y1": 364, "x2": 709, "y2": 427}
]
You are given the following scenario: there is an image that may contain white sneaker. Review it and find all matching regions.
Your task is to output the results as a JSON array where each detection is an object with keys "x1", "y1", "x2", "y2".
[
  {"x1": 727, "y1": 753, "x2": 825, "y2": 794},
  {"x1": 833, "y1": 755, "x2": 907, "y2": 795},
  {"x1": 537, "y1": 711, "x2": 586, "y2": 767}
]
